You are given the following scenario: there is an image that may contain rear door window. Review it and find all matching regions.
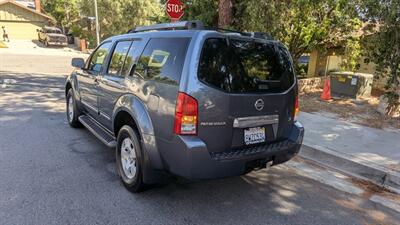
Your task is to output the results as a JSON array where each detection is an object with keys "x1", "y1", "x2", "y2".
[
  {"x1": 135, "y1": 38, "x2": 190, "y2": 85},
  {"x1": 121, "y1": 40, "x2": 145, "y2": 77},
  {"x1": 108, "y1": 41, "x2": 132, "y2": 76},
  {"x1": 198, "y1": 38, "x2": 295, "y2": 93}
]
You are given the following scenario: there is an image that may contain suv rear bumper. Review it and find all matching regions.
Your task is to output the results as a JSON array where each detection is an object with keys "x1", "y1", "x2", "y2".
[{"x1": 158, "y1": 122, "x2": 304, "y2": 180}]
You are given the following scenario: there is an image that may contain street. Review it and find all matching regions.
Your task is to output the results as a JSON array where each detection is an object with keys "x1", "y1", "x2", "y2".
[{"x1": 1, "y1": 53, "x2": 400, "y2": 225}]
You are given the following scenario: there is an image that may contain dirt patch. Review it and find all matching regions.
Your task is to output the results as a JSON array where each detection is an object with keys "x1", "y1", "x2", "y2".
[
  {"x1": 300, "y1": 89, "x2": 400, "y2": 130},
  {"x1": 349, "y1": 177, "x2": 392, "y2": 196}
]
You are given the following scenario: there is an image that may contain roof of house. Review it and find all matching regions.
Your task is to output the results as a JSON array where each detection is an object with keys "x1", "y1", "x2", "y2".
[{"x1": 0, "y1": 0, "x2": 53, "y2": 21}]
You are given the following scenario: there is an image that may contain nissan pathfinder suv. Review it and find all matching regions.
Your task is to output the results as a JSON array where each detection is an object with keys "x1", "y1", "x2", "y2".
[{"x1": 65, "y1": 21, "x2": 304, "y2": 192}]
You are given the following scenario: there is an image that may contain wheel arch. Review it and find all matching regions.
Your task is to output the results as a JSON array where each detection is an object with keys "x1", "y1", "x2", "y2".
[
  {"x1": 112, "y1": 95, "x2": 155, "y2": 137},
  {"x1": 65, "y1": 81, "x2": 72, "y2": 98},
  {"x1": 112, "y1": 94, "x2": 164, "y2": 174}
]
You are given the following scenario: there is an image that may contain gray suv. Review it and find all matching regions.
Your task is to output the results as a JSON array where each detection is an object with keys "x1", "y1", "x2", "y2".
[{"x1": 65, "y1": 21, "x2": 304, "y2": 192}]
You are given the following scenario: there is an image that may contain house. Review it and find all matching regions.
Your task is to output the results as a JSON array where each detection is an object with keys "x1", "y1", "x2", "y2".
[
  {"x1": 306, "y1": 48, "x2": 376, "y2": 78},
  {"x1": 0, "y1": 0, "x2": 53, "y2": 40},
  {"x1": 304, "y1": 23, "x2": 386, "y2": 90}
]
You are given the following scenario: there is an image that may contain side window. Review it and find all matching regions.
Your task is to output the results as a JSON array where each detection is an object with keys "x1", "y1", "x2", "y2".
[
  {"x1": 121, "y1": 41, "x2": 140, "y2": 76},
  {"x1": 88, "y1": 42, "x2": 112, "y2": 73},
  {"x1": 108, "y1": 41, "x2": 132, "y2": 76},
  {"x1": 135, "y1": 38, "x2": 190, "y2": 84}
]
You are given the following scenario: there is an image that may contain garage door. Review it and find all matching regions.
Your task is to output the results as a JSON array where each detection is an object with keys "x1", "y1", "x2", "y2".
[{"x1": 0, "y1": 21, "x2": 45, "y2": 40}]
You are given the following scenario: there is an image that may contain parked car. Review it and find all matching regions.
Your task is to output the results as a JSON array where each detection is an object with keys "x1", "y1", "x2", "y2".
[
  {"x1": 37, "y1": 26, "x2": 68, "y2": 47},
  {"x1": 65, "y1": 21, "x2": 304, "y2": 193}
]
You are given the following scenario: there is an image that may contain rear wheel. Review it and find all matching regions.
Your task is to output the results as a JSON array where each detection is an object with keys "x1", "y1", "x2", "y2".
[
  {"x1": 66, "y1": 89, "x2": 82, "y2": 128},
  {"x1": 116, "y1": 125, "x2": 146, "y2": 193}
]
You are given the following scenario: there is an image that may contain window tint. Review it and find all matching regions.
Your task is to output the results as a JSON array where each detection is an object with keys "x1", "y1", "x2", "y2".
[
  {"x1": 89, "y1": 42, "x2": 112, "y2": 73},
  {"x1": 108, "y1": 41, "x2": 132, "y2": 76},
  {"x1": 135, "y1": 38, "x2": 190, "y2": 84},
  {"x1": 198, "y1": 38, "x2": 295, "y2": 93},
  {"x1": 121, "y1": 41, "x2": 140, "y2": 76}
]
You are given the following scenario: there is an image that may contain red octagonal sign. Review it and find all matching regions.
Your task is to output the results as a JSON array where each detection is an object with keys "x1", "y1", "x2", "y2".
[{"x1": 166, "y1": 0, "x2": 184, "y2": 22}]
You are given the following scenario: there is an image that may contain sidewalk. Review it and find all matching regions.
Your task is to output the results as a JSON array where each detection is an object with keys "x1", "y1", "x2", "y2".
[{"x1": 298, "y1": 112, "x2": 400, "y2": 193}]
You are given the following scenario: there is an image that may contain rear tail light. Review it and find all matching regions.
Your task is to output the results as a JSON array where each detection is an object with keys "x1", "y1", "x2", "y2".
[
  {"x1": 294, "y1": 95, "x2": 300, "y2": 121},
  {"x1": 174, "y1": 92, "x2": 198, "y2": 135}
]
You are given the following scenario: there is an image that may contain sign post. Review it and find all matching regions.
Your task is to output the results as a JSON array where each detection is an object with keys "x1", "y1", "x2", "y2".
[
  {"x1": 94, "y1": 0, "x2": 100, "y2": 45},
  {"x1": 166, "y1": 0, "x2": 184, "y2": 22}
]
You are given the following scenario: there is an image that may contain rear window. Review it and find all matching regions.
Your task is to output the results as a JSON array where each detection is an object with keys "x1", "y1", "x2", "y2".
[
  {"x1": 135, "y1": 38, "x2": 190, "y2": 85},
  {"x1": 198, "y1": 38, "x2": 295, "y2": 93}
]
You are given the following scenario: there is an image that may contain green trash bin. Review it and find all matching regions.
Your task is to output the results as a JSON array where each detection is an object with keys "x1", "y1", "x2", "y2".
[{"x1": 330, "y1": 72, "x2": 373, "y2": 99}]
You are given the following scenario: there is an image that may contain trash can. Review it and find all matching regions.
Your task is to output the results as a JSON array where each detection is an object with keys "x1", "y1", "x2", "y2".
[{"x1": 330, "y1": 72, "x2": 373, "y2": 99}]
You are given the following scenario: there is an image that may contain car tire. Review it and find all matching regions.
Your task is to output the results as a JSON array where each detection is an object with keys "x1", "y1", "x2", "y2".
[
  {"x1": 66, "y1": 89, "x2": 82, "y2": 128},
  {"x1": 116, "y1": 125, "x2": 147, "y2": 193}
]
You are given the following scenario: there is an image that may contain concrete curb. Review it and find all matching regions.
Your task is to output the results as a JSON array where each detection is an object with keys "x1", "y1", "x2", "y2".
[{"x1": 299, "y1": 143, "x2": 400, "y2": 194}]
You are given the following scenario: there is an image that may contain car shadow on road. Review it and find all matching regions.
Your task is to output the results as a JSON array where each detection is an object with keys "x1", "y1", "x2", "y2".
[
  {"x1": 31, "y1": 40, "x2": 45, "y2": 48},
  {"x1": 31, "y1": 40, "x2": 67, "y2": 49}
]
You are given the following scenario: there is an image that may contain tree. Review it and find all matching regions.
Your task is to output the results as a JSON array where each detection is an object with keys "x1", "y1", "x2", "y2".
[
  {"x1": 234, "y1": 0, "x2": 361, "y2": 67},
  {"x1": 78, "y1": 0, "x2": 163, "y2": 45},
  {"x1": 218, "y1": 0, "x2": 233, "y2": 27},
  {"x1": 41, "y1": 0, "x2": 80, "y2": 33},
  {"x1": 362, "y1": 0, "x2": 400, "y2": 114},
  {"x1": 182, "y1": 0, "x2": 218, "y2": 26}
]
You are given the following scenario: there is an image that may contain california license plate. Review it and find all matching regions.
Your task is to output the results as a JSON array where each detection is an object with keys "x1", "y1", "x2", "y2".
[{"x1": 244, "y1": 127, "x2": 266, "y2": 145}]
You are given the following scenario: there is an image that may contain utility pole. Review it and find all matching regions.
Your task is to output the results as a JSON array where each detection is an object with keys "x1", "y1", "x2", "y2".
[{"x1": 94, "y1": 0, "x2": 100, "y2": 45}]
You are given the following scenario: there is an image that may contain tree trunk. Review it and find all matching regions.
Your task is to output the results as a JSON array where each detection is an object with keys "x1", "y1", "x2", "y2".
[{"x1": 218, "y1": 0, "x2": 233, "y2": 28}]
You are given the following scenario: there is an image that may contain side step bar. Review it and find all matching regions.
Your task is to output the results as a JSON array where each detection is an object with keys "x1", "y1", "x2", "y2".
[{"x1": 78, "y1": 115, "x2": 117, "y2": 148}]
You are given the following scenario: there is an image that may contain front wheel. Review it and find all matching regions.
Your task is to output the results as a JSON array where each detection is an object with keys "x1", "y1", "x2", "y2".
[
  {"x1": 66, "y1": 89, "x2": 82, "y2": 128},
  {"x1": 116, "y1": 125, "x2": 147, "y2": 193}
]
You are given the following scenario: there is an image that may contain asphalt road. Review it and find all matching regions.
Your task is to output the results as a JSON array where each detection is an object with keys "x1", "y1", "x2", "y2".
[{"x1": 1, "y1": 54, "x2": 399, "y2": 225}]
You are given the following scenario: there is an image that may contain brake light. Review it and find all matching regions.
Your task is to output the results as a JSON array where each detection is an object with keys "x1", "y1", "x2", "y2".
[
  {"x1": 294, "y1": 95, "x2": 300, "y2": 121},
  {"x1": 174, "y1": 92, "x2": 198, "y2": 135}
]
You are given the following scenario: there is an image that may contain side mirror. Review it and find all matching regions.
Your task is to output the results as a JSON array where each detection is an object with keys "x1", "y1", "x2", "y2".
[{"x1": 71, "y1": 58, "x2": 85, "y2": 69}]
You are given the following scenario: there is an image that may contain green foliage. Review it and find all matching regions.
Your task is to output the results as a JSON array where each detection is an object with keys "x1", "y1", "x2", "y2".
[
  {"x1": 183, "y1": 0, "x2": 219, "y2": 26},
  {"x1": 43, "y1": 0, "x2": 162, "y2": 46},
  {"x1": 79, "y1": 0, "x2": 163, "y2": 40},
  {"x1": 234, "y1": 0, "x2": 362, "y2": 66},
  {"x1": 362, "y1": 0, "x2": 400, "y2": 113},
  {"x1": 42, "y1": 0, "x2": 80, "y2": 32},
  {"x1": 342, "y1": 36, "x2": 362, "y2": 72}
]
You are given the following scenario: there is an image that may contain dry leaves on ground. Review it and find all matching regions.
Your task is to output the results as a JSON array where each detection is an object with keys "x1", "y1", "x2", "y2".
[{"x1": 300, "y1": 89, "x2": 400, "y2": 130}]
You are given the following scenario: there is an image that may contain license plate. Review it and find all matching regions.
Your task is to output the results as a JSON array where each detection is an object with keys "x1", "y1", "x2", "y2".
[{"x1": 244, "y1": 127, "x2": 266, "y2": 145}]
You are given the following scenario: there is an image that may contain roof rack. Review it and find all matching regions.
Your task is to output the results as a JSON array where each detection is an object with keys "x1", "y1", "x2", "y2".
[
  {"x1": 206, "y1": 27, "x2": 273, "y2": 40},
  {"x1": 127, "y1": 20, "x2": 273, "y2": 40},
  {"x1": 245, "y1": 32, "x2": 273, "y2": 40},
  {"x1": 128, "y1": 21, "x2": 205, "y2": 33}
]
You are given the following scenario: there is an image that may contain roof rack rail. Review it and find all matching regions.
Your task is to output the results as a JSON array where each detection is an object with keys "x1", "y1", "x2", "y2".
[
  {"x1": 206, "y1": 27, "x2": 273, "y2": 40},
  {"x1": 128, "y1": 21, "x2": 205, "y2": 33},
  {"x1": 206, "y1": 27, "x2": 248, "y2": 36},
  {"x1": 245, "y1": 32, "x2": 273, "y2": 40}
]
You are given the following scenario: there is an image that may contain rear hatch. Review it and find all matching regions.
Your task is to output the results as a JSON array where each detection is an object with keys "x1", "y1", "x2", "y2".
[{"x1": 195, "y1": 37, "x2": 297, "y2": 153}]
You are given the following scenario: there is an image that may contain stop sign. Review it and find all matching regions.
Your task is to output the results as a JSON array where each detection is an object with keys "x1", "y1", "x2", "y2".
[{"x1": 166, "y1": 0, "x2": 184, "y2": 22}]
